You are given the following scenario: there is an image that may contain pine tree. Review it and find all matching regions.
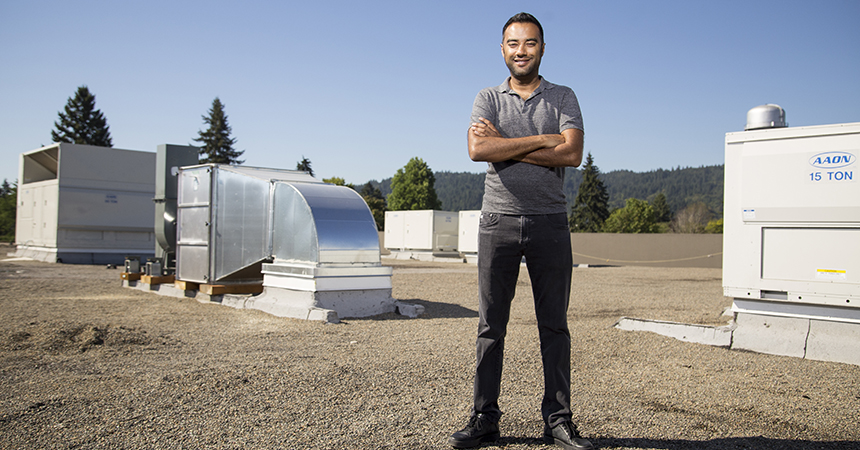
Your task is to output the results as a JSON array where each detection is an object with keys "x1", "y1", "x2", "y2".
[
  {"x1": 650, "y1": 192, "x2": 672, "y2": 222},
  {"x1": 51, "y1": 85, "x2": 113, "y2": 147},
  {"x1": 194, "y1": 97, "x2": 244, "y2": 164},
  {"x1": 296, "y1": 157, "x2": 314, "y2": 177},
  {"x1": 387, "y1": 157, "x2": 442, "y2": 211},
  {"x1": 569, "y1": 153, "x2": 610, "y2": 232}
]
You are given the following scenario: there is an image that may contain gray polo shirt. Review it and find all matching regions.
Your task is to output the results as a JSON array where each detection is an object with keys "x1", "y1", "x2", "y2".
[{"x1": 471, "y1": 77, "x2": 584, "y2": 215}]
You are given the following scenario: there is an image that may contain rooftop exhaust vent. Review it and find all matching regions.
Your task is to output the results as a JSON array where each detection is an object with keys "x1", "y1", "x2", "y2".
[{"x1": 745, "y1": 104, "x2": 787, "y2": 130}]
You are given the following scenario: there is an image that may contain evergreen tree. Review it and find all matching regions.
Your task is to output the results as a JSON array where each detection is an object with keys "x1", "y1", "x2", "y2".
[
  {"x1": 194, "y1": 97, "x2": 244, "y2": 164},
  {"x1": 296, "y1": 156, "x2": 314, "y2": 177},
  {"x1": 650, "y1": 192, "x2": 672, "y2": 222},
  {"x1": 0, "y1": 179, "x2": 17, "y2": 242},
  {"x1": 569, "y1": 153, "x2": 610, "y2": 232},
  {"x1": 51, "y1": 85, "x2": 113, "y2": 147},
  {"x1": 602, "y1": 198, "x2": 659, "y2": 233},
  {"x1": 387, "y1": 157, "x2": 442, "y2": 211}
]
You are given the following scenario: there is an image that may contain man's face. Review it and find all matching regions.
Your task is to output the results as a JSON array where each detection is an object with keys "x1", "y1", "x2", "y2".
[{"x1": 501, "y1": 22, "x2": 544, "y2": 79}]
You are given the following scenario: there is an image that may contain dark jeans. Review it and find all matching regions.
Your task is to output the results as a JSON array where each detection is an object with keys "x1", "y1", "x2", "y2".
[{"x1": 473, "y1": 212, "x2": 573, "y2": 427}]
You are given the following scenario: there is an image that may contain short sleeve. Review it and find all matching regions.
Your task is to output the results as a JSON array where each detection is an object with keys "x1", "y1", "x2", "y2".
[
  {"x1": 470, "y1": 89, "x2": 497, "y2": 128},
  {"x1": 558, "y1": 89, "x2": 584, "y2": 134}
]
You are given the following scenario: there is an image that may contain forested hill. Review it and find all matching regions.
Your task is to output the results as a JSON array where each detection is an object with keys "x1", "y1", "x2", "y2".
[{"x1": 371, "y1": 164, "x2": 724, "y2": 216}]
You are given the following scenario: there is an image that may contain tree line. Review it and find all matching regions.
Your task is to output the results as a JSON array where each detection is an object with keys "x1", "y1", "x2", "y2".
[
  {"x1": 365, "y1": 156, "x2": 724, "y2": 233},
  {"x1": 0, "y1": 85, "x2": 725, "y2": 241}
]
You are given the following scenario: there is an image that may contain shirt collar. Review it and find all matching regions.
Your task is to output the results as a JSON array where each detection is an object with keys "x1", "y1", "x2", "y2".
[{"x1": 497, "y1": 76, "x2": 552, "y2": 99}]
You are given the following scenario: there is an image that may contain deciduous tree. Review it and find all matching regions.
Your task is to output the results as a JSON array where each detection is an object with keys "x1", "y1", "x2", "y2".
[
  {"x1": 0, "y1": 179, "x2": 17, "y2": 242},
  {"x1": 671, "y1": 202, "x2": 713, "y2": 233},
  {"x1": 602, "y1": 198, "x2": 659, "y2": 233},
  {"x1": 387, "y1": 157, "x2": 442, "y2": 211},
  {"x1": 360, "y1": 182, "x2": 387, "y2": 230}
]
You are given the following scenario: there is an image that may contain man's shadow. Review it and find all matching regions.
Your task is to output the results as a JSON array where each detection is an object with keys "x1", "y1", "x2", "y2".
[{"x1": 479, "y1": 436, "x2": 860, "y2": 449}]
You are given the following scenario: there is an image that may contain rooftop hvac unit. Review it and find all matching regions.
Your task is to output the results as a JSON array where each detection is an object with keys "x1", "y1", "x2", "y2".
[
  {"x1": 723, "y1": 107, "x2": 860, "y2": 364},
  {"x1": 14, "y1": 143, "x2": 155, "y2": 264},
  {"x1": 383, "y1": 210, "x2": 458, "y2": 251}
]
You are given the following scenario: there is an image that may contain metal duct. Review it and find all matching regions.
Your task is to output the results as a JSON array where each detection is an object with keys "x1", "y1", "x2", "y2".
[{"x1": 175, "y1": 164, "x2": 380, "y2": 285}]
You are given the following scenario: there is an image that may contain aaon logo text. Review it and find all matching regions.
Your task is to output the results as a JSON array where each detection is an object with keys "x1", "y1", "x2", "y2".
[{"x1": 809, "y1": 151, "x2": 855, "y2": 169}]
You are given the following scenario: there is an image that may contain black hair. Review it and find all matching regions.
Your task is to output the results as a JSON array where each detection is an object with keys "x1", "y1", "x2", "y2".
[{"x1": 502, "y1": 12, "x2": 544, "y2": 43}]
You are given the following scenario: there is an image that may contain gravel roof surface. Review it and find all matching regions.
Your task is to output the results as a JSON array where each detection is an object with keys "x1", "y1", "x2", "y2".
[{"x1": 1, "y1": 248, "x2": 859, "y2": 449}]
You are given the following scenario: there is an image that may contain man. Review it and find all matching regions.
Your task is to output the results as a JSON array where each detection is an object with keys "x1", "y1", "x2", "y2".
[{"x1": 449, "y1": 12, "x2": 592, "y2": 450}]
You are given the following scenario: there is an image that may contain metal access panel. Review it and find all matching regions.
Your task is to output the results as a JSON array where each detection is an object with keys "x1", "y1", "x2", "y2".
[
  {"x1": 383, "y1": 211, "x2": 406, "y2": 250},
  {"x1": 458, "y1": 210, "x2": 480, "y2": 253},
  {"x1": 723, "y1": 122, "x2": 860, "y2": 310},
  {"x1": 403, "y1": 210, "x2": 458, "y2": 251}
]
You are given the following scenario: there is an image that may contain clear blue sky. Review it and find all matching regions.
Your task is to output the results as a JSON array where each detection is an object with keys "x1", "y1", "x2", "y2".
[{"x1": 2, "y1": 0, "x2": 858, "y2": 186}]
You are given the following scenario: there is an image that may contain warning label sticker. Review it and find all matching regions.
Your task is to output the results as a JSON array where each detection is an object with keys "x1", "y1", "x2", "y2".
[{"x1": 816, "y1": 269, "x2": 847, "y2": 281}]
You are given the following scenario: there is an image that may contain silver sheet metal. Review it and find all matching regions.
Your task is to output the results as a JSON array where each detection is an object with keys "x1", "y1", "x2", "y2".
[
  {"x1": 272, "y1": 182, "x2": 380, "y2": 264},
  {"x1": 176, "y1": 164, "x2": 381, "y2": 284}
]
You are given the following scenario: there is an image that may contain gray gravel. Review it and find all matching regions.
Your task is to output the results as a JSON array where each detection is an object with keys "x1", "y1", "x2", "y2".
[{"x1": 1, "y1": 248, "x2": 859, "y2": 449}]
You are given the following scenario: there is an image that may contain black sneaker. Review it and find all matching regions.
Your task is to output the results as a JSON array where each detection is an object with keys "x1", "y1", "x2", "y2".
[
  {"x1": 448, "y1": 413, "x2": 500, "y2": 448},
  {"x1": 543, "y1": 421, "x2": 593, "y2": 450}
]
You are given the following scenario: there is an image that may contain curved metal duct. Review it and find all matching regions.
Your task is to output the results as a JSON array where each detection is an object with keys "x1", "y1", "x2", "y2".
[{"x1": 271, "y1": 182, "x2": 380, "y2": 264}]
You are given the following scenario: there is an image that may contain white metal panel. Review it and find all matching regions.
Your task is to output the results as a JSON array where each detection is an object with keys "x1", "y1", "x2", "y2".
[
  {"x1": 459, "y1": 211, "x2": 480, "y2": 253},
  {"x1": 384, "y1": 211, "x2": 405, "y2": 249},
  {"x1": 404, "y1": 210, "x2": 434, "y2": 250},
  {"x1": 15, "y1": 181, "x2": 59, "y2": 247},
  {"x1": 762, "y1": 228, "x2": 859, "y2": 284},
  {"x1": 57, "y1": 144, "x2": 155, "y2": 190}
]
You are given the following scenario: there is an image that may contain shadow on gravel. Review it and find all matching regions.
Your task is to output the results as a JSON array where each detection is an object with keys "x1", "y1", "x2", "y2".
[
  {"x1": 358, "y1": 299, "x2": 478, "y2": 321},
  {"x1": 591, "y1": 436, "x2": 860, "y2": 449},
  {"x1": 402, "y1": 298, "x2": 478, "y2": 319}
]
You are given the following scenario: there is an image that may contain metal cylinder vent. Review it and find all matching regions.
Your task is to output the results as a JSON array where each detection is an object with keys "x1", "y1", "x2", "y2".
[{"x1": 745, "y1": 104, "x2": 787, "y2": 130}]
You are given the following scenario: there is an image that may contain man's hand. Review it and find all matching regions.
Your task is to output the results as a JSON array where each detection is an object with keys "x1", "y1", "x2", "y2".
[
  {"x1": 514, "y1": 128, "x2": 583, "y2": 168},
  {"x1": 470, "y1": 117, "x2": 502, "y2": 138}
]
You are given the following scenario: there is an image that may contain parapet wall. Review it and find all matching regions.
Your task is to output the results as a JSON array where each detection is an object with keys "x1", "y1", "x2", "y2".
[
  {"x1": 378, "y1": 232, "x2": 723, "y2": 269},
  {"x1": 570, "y1": 233, "x2": 722, "y2": 269}
]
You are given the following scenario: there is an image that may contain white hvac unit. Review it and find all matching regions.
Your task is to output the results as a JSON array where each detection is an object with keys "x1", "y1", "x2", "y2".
[
  {"x1": 458, "y1": 210, "x2": 480, "y2": 253},
  {"x1": 14, "y1": 143, "x2": 156, "y2": 264},
  {"x1": 384, "y1": 210, "x2": 458, "y2": 251},
  {"x1": 723, "y1": 106, "x2": 860, "y2": 365}
]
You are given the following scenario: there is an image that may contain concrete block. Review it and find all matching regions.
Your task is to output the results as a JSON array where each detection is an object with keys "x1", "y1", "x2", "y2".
[
  {"x1": 614, "y1": 317, "x2": 733, "y2": 347},
  {"x1": 806, "y1": 320, "x2": 860, "y2": 366},
  {"x1": 731, "y1": 313, "x2": 808, "y2": 358},
  {"x1": 395, "y1": 301, "x2": 425, "y2": 318}
]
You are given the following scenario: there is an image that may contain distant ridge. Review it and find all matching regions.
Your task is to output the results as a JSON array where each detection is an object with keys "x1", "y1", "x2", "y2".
[{"x1": 368, "y1": 165, "x2": 724, "y2": 216}]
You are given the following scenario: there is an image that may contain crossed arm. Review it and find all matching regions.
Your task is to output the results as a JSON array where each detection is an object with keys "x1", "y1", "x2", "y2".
[{"x1": 467, "y1": 117, "x2": 584, "y2": 168}]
